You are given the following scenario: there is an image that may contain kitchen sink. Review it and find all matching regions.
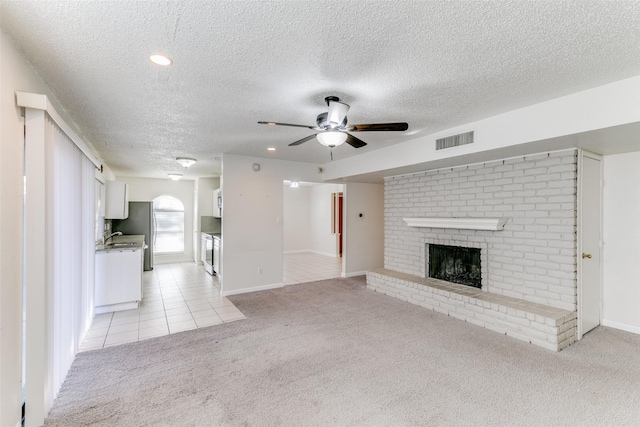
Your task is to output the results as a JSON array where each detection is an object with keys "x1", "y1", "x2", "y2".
[{"x1": 107, "y1": 242, "x2": 136, "y2": 247}]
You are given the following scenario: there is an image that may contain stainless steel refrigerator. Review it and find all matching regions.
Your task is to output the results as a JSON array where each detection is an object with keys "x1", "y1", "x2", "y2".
[{"x1": 112, "y1": 201, "x2": 155, "y2": 271}]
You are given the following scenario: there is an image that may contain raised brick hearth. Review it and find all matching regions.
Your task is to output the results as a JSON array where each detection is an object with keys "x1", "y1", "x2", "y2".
[{"x1": 367, "y1": 268, "x2": 576, "y2": 351}]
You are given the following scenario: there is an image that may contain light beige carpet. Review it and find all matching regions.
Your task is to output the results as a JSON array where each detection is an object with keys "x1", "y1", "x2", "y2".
[{"x1": 45, "y1": 276, "x2": 640, "y2": 426}]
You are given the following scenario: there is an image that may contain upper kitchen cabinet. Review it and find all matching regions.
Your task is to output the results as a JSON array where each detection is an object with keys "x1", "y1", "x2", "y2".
[
  {"x1": 95, "y1": 179, "x2": 105, "y2": 217},
  {"x1": 213, "y1": 188, "x2": 222, "y2": 218},
  {"x1": 105, "y1": 181, "x2": 129, "y2": 219}
]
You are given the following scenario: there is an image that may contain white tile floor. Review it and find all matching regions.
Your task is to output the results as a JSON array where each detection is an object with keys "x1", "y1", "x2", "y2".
[
  {"x1": 283, "y1": 251, "x2": 343, "y2": 285},
  {"x1": 80, "y1": 262, "x2": 245, "y2": 351},
  {"x1": 82, "y1": 253, "x2": 341, "y2": 351}
]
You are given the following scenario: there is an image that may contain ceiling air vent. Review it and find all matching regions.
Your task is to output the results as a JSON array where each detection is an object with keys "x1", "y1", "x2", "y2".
[{"x1": 436, "y1": 131, "x2": 474, "y2": 150}]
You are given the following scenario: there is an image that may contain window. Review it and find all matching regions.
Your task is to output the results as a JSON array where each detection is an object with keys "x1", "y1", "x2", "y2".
[{"x1": 153, "y1": 195, "x2": 184, "y2": 254}]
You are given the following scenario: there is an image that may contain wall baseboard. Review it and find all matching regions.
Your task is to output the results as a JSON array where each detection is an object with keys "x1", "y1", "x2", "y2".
[
  {"x1": 601, "y1": 319, "x2": 640, "y2": 335},
  {"x1": 309, "y1": 250, "x2": 338, "y2": 258},
  {"x1": 283, "y1": 249, "x2": 338, "y2": 258},
  {"x1": 342, "y1": 270, "x2": 368, "y2": 278},
  {"x1": 221, "y1": 282, "x2": 284, "y2": 297}
]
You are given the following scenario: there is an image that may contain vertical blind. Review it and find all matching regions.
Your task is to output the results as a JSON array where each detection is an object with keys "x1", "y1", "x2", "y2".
[{"x1": 45, "y1": 114, "x2": 95, "y2": 403}]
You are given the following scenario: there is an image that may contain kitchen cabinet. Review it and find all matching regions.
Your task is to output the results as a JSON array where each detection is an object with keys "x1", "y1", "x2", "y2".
[
  {"x1": 95, "y1": 179, "x2": 105, "y2": 217},
  {"x1": 105, "y1": 181, "x2": 129, "y2": 219},
  {"x1": 95, "y1": 246, "x2": 143, "y2": 313},
  {"x1": 213, "y1": 188, "x2": 222, "y2": 218}
]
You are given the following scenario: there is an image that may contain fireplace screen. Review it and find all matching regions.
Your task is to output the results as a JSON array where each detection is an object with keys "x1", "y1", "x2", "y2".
[{"x1": 428, "y1": 244, "x2": 481, "y2": 288}]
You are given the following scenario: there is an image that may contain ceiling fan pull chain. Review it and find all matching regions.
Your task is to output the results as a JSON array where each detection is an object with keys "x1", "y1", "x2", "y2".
[{"x1": 330, "y1": 147, "x2": 333, "y2": 161}]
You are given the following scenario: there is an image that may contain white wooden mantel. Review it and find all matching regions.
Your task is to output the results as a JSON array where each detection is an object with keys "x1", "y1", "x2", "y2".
[{"x1": 403, "y1": 217, "x2": 507, "y2": 231}]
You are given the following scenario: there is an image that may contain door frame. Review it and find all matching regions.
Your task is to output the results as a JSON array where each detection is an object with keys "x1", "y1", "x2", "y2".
[{"x1": 576, "y1": 149, "x2": 603, "y2": 340}]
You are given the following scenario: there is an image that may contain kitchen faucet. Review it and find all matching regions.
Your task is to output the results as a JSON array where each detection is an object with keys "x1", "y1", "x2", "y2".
[{"x1": 102, "y1": 231, "x2": 122, "y2": 245}]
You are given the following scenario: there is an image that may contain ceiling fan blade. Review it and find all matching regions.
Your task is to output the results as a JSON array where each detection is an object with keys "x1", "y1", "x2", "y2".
[
  {"x1": 288, "y1": 134, "x2": 317, "y2": 146},
  {"x1": 327, "y1": 100, "x2": 350, "y2": 127},
  {"x1": 258, "y1": 121, "x2": 316, "y2": 129},
  {"x1": 345, "y1": 133, "x2": 367, "y2": 148},
  {"x1": 348, "y1": 122, "x2": 409, "y2": 132}
]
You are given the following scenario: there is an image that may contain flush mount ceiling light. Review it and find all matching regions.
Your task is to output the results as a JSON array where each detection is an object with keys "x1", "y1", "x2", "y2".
[
  {"x1": 149, "y1": 54, "x2": 173, "y2": 66},
  {"x1": 290, "y1": 181, "x2": 300, "y2": 188},
  {"x1": 316, "y1": 130, "x2": 347, "y2": 147},
  {"x1": 176, "y1": 157, "x2": 196, "y2": 168},
  {"x1": 168, "y1": 173, "x2": 182, "y2": 181},
  {"x1": 267, "y1": 147, "x2": 276, "y2": 152}
]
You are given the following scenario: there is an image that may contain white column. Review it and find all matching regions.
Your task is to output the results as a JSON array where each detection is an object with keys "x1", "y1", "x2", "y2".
[{"x1": 24, "y1": 108, "x2": 47, "y2": 427}]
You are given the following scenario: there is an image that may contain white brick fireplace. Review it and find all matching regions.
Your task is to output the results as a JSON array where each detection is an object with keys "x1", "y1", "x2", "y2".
[{"x1": 367, "y1": 150, "x2": 579, "y2": 351}]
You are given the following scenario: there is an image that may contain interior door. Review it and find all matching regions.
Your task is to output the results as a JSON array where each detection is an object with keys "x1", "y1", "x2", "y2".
[
  {"x1": 578, "y1": 151, "x2": 602, "y2": 338},
  {"x1": 331, "y1": 192, "x2": 343, "y2": 256}
]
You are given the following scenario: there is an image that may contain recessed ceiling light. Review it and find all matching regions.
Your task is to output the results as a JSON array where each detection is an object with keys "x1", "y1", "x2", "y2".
[
  {"x1": 176, "y1": 157, "x2": 196, "y2": 168},
  {"x1": 267, "y1": 147, "x2": 276, "y2": 152},
  {"x1": 168, "y1": 173, "x2": 182, "y2": 181},
  {"x1": 149, "y1": 54, "x2": 172, "y2": 66}
]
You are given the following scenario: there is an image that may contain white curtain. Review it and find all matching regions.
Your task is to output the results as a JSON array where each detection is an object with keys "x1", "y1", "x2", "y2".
[{"x1": 44, "y1": 114, "x2": 95, "y2": 403}]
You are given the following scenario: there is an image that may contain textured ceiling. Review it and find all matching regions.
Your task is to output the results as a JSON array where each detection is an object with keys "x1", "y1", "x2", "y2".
[{"x1": 2, "y1": 0, "x2": 639, "y2": 179}]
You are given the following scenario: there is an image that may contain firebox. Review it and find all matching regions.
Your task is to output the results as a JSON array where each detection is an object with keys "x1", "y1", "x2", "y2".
[{"x1": 427, "y1": 244, "x2": 482, "y2": 288}]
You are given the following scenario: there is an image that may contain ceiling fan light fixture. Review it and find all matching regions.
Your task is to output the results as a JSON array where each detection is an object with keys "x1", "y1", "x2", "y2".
[
  {"x1": 176, "y1": 157, "x2": 196, "y2": 168},
  {"x1": 316, "y1": 131, "x2": 347, "y2": 147},
  {"x1": 327, "y1": 100, "x2": 350, "y2": 127}
]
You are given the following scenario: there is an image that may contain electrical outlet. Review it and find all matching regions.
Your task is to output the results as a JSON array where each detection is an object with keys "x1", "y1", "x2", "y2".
[{"x1": 258, "y1": 268, "x2": 263, "y2": 275}]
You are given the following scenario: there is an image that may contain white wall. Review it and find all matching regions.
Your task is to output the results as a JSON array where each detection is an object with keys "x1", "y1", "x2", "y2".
[
  {"x1": 116, "y1": 176, "x2": 195, "y2": 264},
  {"x1": 602, "y1": 152, "x2": 640, "y2": 334},
  {"x1": 197, "y1": 177, "x2": 221, "y2": 223},
  {"x1": 309, "y1": 184, "x2": 343, "y2": 257},
  {"x1": 343, "y1": 182, "x2": 384, "y2": 276},
  {"x1": 283, "y1": 183, "x2": 344, "y2": 256},
  {"x1": 1, "y1": 30, "x2": 57, "y2": 427},
  {"x1": 0, "y1": 29, "x2": 33, "y2": 427},
  {"x1": 283, "y1": 185, "x2": 311, "y2": 252},
  {"x1": 322, "y1": 76, "x2": 640, "y2": 182},
  {"x1": 1, "y1": 30, "x2": 103, "y2": 426},
  {"x1": 221, "y1": 154, "x2": 320, "y2": 295}
]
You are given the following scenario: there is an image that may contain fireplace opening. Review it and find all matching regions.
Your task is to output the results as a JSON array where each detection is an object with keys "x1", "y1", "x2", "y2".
[{"x1": 428, "y1": 244, "x2": 481, "y2": 288}]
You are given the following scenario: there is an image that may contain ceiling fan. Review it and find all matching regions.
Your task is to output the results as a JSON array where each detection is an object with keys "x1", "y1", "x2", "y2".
[{"x1": 258, "y1": 96, "x2": 408, "y2": 158}]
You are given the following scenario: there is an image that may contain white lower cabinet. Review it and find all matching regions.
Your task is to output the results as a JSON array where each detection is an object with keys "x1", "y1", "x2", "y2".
[{"x1": 95, "y1": 248, "x2": 143, "y2": 313}]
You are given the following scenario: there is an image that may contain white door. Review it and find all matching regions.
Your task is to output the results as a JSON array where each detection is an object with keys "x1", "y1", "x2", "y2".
[{"x1": 578, "y1": 151, "x2": 602, "y2": 338}]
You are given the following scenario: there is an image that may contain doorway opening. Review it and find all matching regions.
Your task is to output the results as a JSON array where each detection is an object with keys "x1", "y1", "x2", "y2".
[{"x1": 282, "y1": 181, "x2": 344, "y2": 285}]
